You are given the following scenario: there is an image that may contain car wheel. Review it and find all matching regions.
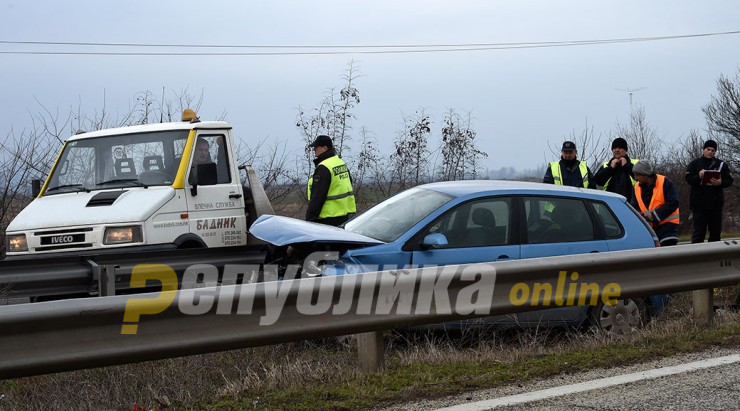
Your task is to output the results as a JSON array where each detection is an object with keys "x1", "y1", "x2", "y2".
[{"x1": 590, "y1": 298, "x2": 648, "y2": 336}]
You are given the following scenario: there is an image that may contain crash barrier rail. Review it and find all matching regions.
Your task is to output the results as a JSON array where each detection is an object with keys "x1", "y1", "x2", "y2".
[
  {"x1": 0, "y1": 246, "x2": 266, "y2": 301},
  {"x1": 0, "y1": 241, "x2": 738, "y2": 379}
]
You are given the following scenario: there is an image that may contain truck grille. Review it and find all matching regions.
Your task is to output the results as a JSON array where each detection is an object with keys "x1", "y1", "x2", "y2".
[{"x1": 33, "y1": 228, "x2": 93, "y2": 251}]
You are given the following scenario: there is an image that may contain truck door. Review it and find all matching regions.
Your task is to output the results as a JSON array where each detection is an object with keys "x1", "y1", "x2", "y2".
[{"x1": 185, "y1": 132, "x2": 248, "y2": 247}]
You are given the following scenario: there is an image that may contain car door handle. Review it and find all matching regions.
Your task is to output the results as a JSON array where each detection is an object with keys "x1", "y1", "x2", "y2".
[
  {"x1": 229, "y1": 194, "x2": 242, "y2": 199},
  {"x1": 497, "y1": 255, "x2": 509, "y2": 260},
  {"x1": 590, "y1": 250, "x2": 599, "y2": 253}
]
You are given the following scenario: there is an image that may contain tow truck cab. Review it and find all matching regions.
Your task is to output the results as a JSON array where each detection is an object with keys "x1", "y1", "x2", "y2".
[{"x1": 5, "y1": 110, "x2": 265, "y2": 258}]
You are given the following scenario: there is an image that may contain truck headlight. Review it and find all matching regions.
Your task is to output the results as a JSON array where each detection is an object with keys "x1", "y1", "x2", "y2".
[
  {"x1": 7, "y1": 234, "x2": 28, "y2": 252},
  {"x1": 104, "y1": 226, "x2": 143, "y2": 245}
]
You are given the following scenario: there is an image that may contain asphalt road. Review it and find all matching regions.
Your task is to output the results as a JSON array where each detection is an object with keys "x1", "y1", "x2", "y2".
[{"x1": 380, "y1": 348, "x2": 740, "y2": 411}]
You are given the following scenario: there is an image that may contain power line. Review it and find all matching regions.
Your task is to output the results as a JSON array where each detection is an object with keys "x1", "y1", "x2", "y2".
[{"x1": 0, "y1": 30, "x2": 738, "y2": 56}]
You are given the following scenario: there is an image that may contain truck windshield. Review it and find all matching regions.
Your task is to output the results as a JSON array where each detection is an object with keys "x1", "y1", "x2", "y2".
[
  {"x1": 44, "y1": 130, "x2": 189, "y2": 194},
  {"x1": 344, "y1": 188, "x2": 454, "y2": 242}
]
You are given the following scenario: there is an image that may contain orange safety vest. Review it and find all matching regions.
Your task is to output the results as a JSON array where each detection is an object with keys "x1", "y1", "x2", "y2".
[{"x1": 634, "y1": 174, "x2": 679, "y2": 226}]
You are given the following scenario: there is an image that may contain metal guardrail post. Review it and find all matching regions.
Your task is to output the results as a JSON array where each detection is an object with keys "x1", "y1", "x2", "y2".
[
  {"x1": 357, "y1": 330, "x2": 384, "y2": 372},
  {"x1": 100, "y1": 265, "x2": 118, "y2": 297},
  {"x1": 89, "y1": 260, "x2": 101, "y2": 294},
  {"x1": 91, "y1": 260, "x2": 117, "y2": 297},
  {"x1": 692, "y1": 288, "x2": 714, "y2": 326}
]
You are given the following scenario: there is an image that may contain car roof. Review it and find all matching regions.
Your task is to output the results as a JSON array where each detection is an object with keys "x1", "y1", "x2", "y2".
[
  {"x1": 419, "y1": 180, "x2": 626, "y2": 200},
  {"x1": 66, "y1": 121, "x2": 231, "y2": 142}
]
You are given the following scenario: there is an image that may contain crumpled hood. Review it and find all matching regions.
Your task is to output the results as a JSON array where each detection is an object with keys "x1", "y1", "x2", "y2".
[
  {"x1": 7, "y1": 187, "x2": 176, "y2": 231},
  {"x1": 249, "y1": 215, "x2": 384, "y2": 247}
]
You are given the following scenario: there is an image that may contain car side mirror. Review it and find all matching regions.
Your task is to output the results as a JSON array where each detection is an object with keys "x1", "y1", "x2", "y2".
[{"x1": 421, "y1": 233, "x2": 448, "y2": 249}]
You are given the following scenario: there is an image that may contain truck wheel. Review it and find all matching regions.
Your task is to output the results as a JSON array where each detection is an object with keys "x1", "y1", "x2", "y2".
[
  {"x1": 178, "y1": 241, "x2": 204, "y2": 249},
  {"x1": 589, "y1": 298, "x2": 648, "y2": 336}
]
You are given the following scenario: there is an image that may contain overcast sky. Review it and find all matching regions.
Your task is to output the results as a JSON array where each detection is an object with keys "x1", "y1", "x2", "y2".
[{"x1": 2, "y1": 0, "x2": 740, "y2": 173}]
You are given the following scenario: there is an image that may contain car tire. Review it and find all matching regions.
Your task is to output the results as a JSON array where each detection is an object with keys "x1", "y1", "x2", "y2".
[{"x1": 589, "y1": 298, "x2": 648, "y2": 336}]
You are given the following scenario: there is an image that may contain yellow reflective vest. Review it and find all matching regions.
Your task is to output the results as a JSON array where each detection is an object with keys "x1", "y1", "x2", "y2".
[
  {"x1": 549, "y1": 161, "x2": 590, "y2": 188},
  {"x1": 308, "y1": 156, "x2": 356, "y2": 219}
]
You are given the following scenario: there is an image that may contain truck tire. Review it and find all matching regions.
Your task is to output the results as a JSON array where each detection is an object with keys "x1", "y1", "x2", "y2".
[{"x1": 173, "y1": 234, "x2": 207, "y2": 249}]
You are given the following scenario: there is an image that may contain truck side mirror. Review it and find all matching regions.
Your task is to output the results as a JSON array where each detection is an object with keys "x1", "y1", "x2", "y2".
[
  {"x1": 189, "y1": 163, "x2": 218, "y2": 196},
  {"x1": 31, "y1": 179, "x2": 42, "y2": 197}
]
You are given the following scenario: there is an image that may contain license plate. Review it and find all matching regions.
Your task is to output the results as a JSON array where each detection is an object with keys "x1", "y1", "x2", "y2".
[{"x1": 40, "y1": 234, "x2": 85, "y2": 245}]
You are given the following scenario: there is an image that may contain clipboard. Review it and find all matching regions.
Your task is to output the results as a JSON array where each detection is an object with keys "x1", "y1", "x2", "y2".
[{"x1": 702, "y1": 170, "x2": 721, "y2": 184}]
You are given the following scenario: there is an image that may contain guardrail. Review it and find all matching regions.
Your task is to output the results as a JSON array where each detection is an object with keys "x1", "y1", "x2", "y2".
[
  {"x1": 0, "y1": 241, "x2": 738, "y2": 379},
  {"x1": 0, "y1": 246, "x2": 266, "y2": 301}
]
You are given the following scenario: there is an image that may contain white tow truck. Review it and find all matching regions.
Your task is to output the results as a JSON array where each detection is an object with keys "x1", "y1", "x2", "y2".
[{"x1": 4, "y1": 110, "x2": 273, "y2": 259}]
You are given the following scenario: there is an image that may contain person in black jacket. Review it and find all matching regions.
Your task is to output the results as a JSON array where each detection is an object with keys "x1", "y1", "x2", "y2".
[
  {"x1": 593, "y1": 137, "x2": 638, "y2": 199},
  {"x1": 542, "y1": 141, "x2": 594, "y2": 188},
  {"x1": 685, "y1": 139, "x2": 734, "y2": 243}
]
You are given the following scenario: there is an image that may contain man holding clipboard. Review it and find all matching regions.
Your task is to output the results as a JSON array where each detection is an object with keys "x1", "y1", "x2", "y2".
[{"x1": 685, "y1": 140, "x2": 734, "y2": 243}]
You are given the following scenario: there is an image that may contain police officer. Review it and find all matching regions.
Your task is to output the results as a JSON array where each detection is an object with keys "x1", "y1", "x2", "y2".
[
  {"x1": 543, "y1": 141, "x2": 594, "y2": 188},
  {"x1": 306, "y1": 135, "x2": 356, "y2": 226},
  {"x1": 593, "y1": 137, "x2": 639, "y2": 199},
  {"x1": 630, "y1": 161, "x2": 680, "y2": 246}
]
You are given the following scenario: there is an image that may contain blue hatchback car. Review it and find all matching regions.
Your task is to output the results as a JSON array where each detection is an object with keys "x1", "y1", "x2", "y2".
[{"x1": 251, "y1": 180, "x2": 665, "y2": 334}]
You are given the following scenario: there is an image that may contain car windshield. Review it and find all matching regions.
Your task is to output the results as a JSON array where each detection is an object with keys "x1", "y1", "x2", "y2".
[
  {"x1": 44, "y1": 130, "x2": 189, "y2": 194},
  {"x1": 344, "y1": 187, "x2": 454, "y2": 242}
]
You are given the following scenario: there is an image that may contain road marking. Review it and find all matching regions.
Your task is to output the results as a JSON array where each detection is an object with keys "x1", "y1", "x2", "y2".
[{"x1": 435, "y1": 354, "x2": 740, "y2": 410}]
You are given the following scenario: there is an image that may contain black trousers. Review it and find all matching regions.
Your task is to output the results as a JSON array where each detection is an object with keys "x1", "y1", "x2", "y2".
[
  {"x1": 691, "y1": 209, "x2": 723, "y2": 243},
  {"x1": 313, "y1": 214, "x2": 350, "y2": 227}
]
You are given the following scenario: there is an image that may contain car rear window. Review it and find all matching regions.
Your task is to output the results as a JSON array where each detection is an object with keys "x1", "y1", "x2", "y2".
[{"x1": 590, "y1": 201, "x2": 623, "y2": 238}]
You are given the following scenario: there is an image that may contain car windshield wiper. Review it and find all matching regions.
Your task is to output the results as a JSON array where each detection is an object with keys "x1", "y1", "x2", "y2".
[
  {"x1": 45, "y1": 184, "x2": 90, "y2": 193},
  {"x1": 96, "y1": 179, "x2": 147, "y2": 188}
]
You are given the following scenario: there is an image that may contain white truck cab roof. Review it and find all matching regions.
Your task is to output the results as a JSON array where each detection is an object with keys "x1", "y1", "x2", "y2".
[{"x1": 68, "y1": 121, "x2": 231, "y2": 142}]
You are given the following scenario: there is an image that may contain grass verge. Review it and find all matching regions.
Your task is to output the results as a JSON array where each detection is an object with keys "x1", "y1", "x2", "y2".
[{"x1": 204, "y1": 315, "x2": 739, "y2": 410}]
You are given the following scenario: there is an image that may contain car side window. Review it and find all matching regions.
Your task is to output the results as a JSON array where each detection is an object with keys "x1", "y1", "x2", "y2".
[
  {"x1": 591, "y1": 201, "x2": 623, "y2": 238},
  {"x1": 525, "y1": 197, "x2": 594, "y2": 244},
  {"x1": 427, "y1": 198, "x2": 511, "y2": 248}
]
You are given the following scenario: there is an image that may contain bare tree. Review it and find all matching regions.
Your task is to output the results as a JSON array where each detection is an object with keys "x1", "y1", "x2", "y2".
[
  {"x1": 391, "y1": 110, "x2": 432, "y2": 190},
  {"x1": 0, "y1": 128, "x2": 60, "y2": 254},
  {"x1": 347, "y1": 127, "x2": 385, "y2": 207},
  {"x1": 612, "y1": 106, "x2": 663, "y2": 163},
  {"x1": 703, "y1": 68, "x2": 740, "y2": 170},
  {"x1": 295, "y1": 60, "x2": 362, "y2": 180},
  {"x1": 548, "y1": 118, "x2": 610, "y2": 173},
  {"x1": 438, "y1": 109, "x2": 487, "y2": 181},
  {"x1": 234, "y1": 137, "x2": 299, "y2": 213}
]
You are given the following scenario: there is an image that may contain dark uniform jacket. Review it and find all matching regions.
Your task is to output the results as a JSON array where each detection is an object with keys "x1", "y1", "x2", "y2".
[
  {"x1": 593, "y1": 156, "x2": 636, "y2": 199},
  {"x1": 685, "y1": 156, "x2": 734, "y2": 211}
]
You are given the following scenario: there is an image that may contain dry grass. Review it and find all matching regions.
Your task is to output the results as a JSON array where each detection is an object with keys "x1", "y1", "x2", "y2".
[
  {"x1": 1, "y1": 287, "x2": 738, "y2": 410},
  {"x1": 0, "y1": 341, "x2": 362, "y2": 410}
]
